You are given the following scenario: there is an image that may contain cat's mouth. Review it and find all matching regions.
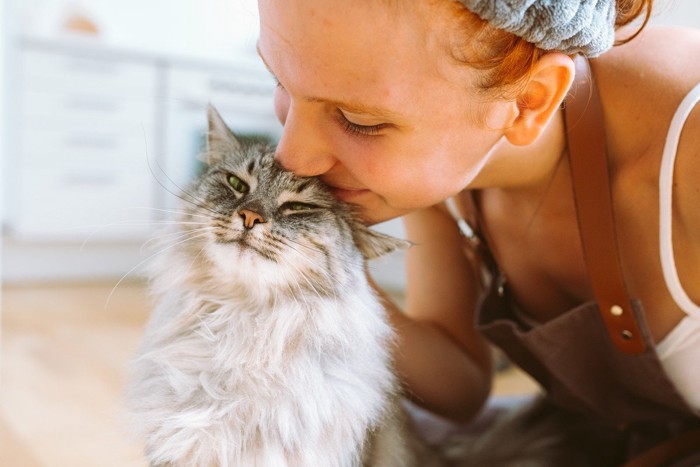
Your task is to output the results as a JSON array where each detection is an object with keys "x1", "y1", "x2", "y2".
[
  {"x1": 214, "y1": 230, "x2": 250, "y2": 247},
  {"x1": 215, "y1": 234, "x2": 278, "y2": 261}
]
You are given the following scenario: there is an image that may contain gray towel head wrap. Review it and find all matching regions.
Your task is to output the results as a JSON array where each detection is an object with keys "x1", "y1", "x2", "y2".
[{"x1": 458, "y1": 0, "x2": 617, "y2": 57}]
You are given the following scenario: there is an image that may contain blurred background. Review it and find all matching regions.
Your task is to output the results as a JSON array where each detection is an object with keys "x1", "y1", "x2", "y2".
[{"x1": 0, "y1": 1, "x2": 699, "y2": 466}]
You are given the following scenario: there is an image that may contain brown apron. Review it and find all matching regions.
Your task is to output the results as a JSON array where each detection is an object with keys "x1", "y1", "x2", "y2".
[{"x1": 454, "y1": 57, "x2": 700, "y2": 465}]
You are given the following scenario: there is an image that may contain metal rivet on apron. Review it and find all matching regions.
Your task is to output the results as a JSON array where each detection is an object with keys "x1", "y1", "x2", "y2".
[
  {"x1": 497, "y1": 285, "x2": 505, "y2": 297},
  {"x1": 621, "y1": 330, "x2": 633, "y2": 340},
  {"x1": 496, "y1": 274, "x2": 506, "y2": 298},
  {"x1": 610, "y1": 305, "x2": 624, "y2": 316}
]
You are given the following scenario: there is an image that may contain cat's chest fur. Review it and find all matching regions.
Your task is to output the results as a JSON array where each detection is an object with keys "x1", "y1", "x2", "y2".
[
  {"x1": 127, "y1": 107, "x2": 413, "y2": 467},
  {"x1": 133, "y1": 271, "x2": 396, "y2": 467}
]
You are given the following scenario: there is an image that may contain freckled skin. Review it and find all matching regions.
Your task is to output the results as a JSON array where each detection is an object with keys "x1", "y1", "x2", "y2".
[{"x1": 258, "y1": 0, "x2": 700, "y2": 423}]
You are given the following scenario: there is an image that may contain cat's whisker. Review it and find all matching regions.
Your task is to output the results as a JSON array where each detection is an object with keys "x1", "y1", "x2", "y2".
[
  {"x1": 277, "y1": 263, "x2": 320, "y2": 347},
  {"x1": 278, "y1": 266, "x2": 317, "y2": 347},
  {"x1": 123, "y1": 206, "x2": 212, "y2": 220},
  {"x1": 277, "y1": 251, "x2": 344, "y2": 305},
  {"x1": 139, "y1": 127, "x2": 222, "y2": 220},
  {"x1": 142, "y1": 140, "x2": 215, "y2": 216},
  {"x1": 173, "y1": 192, "x2": 221, "y2": 218},
  {"x1": 104, "y1": 232, "x2": 211, "y2": 310},
  {"x1": 274, "y1": 236, "x2": 355, "y2": 298},
  {"x1": 274, "y1": 248, "x2": 333, "y2": 305},
  {"x1": 274, "y1": 237, "x2": 346, "y2": 296},
  {"x1": 151, "y1": 169, "x2": 221, "y2": 219},
  {"x1": 141, "y1": 227, "x2": 215, "y2": 254},
  {"x1": 275, "y1": 259, "x2": 306, "y2": 311},
  {"x1": 155, "y1": 230, "x2": 213, "y2": 253},
  {"x1": 268, "y1": 247, "x2": 312, "y2": 296},
  {"x1": 80, "y1": 219, "x2": 210, "y2": 251},
  {"x1": 184, "y1": 243, "x2": 210, "y2": 279},
  {"x1": 273, "y1": 234, "x2": 326, "y2": 255}
]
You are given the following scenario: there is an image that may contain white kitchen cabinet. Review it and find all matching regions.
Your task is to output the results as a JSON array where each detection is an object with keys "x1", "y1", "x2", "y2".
[
  {"x1": 2, "y1": 39, "x2": 278, "y2": 281},
  {"x1": 11, "y1": 43, "x2": 159, "y2": 241}
]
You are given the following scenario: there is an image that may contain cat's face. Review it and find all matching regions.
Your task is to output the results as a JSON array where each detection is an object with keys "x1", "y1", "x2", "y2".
[
  {"x1": 189, "y1": 143, "x2": 350, "y2": 286},
  {"x1": 177, "y1": 106, "x2": 407, "y2": 292}
]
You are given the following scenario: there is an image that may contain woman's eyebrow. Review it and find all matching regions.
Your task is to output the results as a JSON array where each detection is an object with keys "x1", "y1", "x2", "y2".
[
  {"x1": 256, "y1": 43, "x2": 403, "y2": 121},
  {"x1": 314, "y1": 97, "x2": 403, "y2": 120}
]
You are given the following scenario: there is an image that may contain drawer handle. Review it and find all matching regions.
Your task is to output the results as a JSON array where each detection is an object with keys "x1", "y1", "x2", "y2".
[
  {"x1": 65, "y1": 96, "x2": 119, "y2": 112},
  {"x1": 62, "y1": 173, "x2": 118, "y2": 186},
  {"x1": 64, "y1": 135, "x2": 119, "y2": 150}
]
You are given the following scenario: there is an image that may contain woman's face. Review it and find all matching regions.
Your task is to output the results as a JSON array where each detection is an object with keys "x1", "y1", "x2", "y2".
[{"x1": 258, "y1": 0, "x2": 512, "y2": 224}]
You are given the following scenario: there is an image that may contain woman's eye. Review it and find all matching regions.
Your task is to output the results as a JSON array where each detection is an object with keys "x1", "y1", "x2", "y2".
[
  {"x1": 227, "y1": 174, "x2": 249, "y2": 194},
  {"x1": 337, "y1": 112, "x2": 387, "y2": 137},
  {"x1": 281, "y1": 202, "x2": 317, "y2": 212}
]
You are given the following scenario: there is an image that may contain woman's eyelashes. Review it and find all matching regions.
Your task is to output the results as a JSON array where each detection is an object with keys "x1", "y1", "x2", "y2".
[
  {"x1": 336, "y1": 111, "x2": 387, "y2": 138},
  {"x1": 268, "y1": 75, "x2": 387, "y2": 138}
]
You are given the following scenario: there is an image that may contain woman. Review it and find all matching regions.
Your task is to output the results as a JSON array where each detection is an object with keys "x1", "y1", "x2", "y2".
[{"x1": 256, "y1": 0, "x2": 700, "y2": 463}]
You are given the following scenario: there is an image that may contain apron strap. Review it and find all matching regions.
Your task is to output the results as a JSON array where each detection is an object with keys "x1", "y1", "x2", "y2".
[
  {"x1": 564, "y1": 56, "x2": 646, "y2": 354},
  {"x1": 623, "y1": 427, "x2": 700, "y2": 467}
]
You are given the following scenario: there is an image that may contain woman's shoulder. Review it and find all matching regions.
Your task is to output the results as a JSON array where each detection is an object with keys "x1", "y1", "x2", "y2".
[
  {"x1": 589, "y1": 26, "x2": 700, "y2": 164},
  {"x1": 590, "y1": 26, "x2": 700, "y2": 333},
  {"x1": 598, "y1": 25, "x2": 700, "y2": 86},
  {"x1": 593, "y1": 25, "x2": 700, "y2": 111}
]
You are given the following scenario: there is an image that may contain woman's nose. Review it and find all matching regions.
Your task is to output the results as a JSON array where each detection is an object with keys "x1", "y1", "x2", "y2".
[{"x1": 274, "y1": 107, "x2": 336, "y2": 177}]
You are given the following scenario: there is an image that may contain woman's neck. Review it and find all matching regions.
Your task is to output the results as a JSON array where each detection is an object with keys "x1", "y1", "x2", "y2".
[{"x1": 471, "y1": 109, "x2": 568, "y2": 198}]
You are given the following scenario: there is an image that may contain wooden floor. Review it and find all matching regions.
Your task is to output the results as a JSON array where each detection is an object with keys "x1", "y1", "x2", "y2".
[
  {"x1": 1, "y1": 281, "x2": 538, "y2": 467},
  {"x1": 1, "y1": 281, "x2": 150, "y2": 467}
]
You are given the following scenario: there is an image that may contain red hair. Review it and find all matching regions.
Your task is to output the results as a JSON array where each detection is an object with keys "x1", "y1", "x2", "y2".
[{"x1": 448, "y1": 0, "x2": 654, "y2": 96}]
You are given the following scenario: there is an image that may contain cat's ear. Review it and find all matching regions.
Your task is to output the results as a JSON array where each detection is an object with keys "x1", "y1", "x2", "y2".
[
  {"x1": 206, "y1": 104, "x2": 242, "y2": 165},
  {"x1": 351, "y1": 221, "x2": 412, "y2": 260}
]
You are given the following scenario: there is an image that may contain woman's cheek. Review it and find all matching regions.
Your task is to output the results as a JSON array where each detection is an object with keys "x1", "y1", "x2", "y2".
[
  {"x1": 338, "y1": 138, "x2": 392, "y2": 179},
  {"x1": 273, "y1": 87, "x2": 289, "y2": 125}
]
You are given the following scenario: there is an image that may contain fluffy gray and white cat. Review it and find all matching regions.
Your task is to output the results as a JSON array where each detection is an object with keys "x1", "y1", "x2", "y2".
[
  {"x1": 126, "y1": 106, "x2": 438, "y2": 467},
  {"x1": 126, "y1": 106, "x2": 571, "y2": 467}
]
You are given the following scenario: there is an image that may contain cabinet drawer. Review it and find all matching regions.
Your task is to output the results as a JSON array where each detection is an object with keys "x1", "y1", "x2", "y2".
[
  {"x1": 21, "y1": 48, "x2": 158, "y2": 97},
  {"x1": 15, "y1": 168, "x2": 158, "y2": 240},
  {"x1": 19, "y1": 127, "x2": 155, "y2": 165},
  {"x1": 168, "y1": 66, "x2": 276, "y2": 101},
  {"x1": 21, "y1": 88, "x2": 156, "y2": 130}
]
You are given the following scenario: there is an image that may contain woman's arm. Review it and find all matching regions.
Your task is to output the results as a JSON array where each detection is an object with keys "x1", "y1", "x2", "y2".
[{"x1": 371, "y1": 204, "x2": 493, "y2": 422}]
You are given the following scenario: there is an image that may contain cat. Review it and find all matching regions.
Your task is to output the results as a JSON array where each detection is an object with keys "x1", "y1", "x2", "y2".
[
  {"x1": 125, "y1": 105, "x2": 439, "y2": 467},
  {"x1": 125, "y1": 105, "x2": 573, "y2": 467}
]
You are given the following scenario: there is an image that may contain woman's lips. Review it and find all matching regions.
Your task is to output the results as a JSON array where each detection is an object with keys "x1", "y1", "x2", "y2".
[{"x1": 327, "y1": 184, "x2": 370, "y2": 202}]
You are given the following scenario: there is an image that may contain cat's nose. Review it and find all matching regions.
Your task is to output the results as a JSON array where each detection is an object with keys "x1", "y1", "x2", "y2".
[{"x1": 238, "y1": 209, "x2": 266, "y2": 229}]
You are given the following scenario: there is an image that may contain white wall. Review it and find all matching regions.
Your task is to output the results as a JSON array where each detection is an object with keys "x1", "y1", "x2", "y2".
[
  {"x1": 653, "y1": 0, "x2": 700, "y2": 28},
  {"x1": 1, "y1": 0, "x2": 7, "y2": 377},
  {"x1": 14, "y1": 0, "x2": 260, "y2": 60},
  {"x1": 0, "y1": 0, "x2": 274, "y2": 284},
  {"x1": 0, "y1": 0, "x2": 10, "y2": 285},
  {"x1": 0, "y1": 3, "x2": 5, "y2": 226}
]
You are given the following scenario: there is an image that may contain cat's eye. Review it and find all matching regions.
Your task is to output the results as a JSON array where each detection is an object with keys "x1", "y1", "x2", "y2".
[
  {"x1": 281, "y1": 201, "x2": 317, "y2": 213},
  {"x1": 227, "y1": 174, "x2": 249, "y2": 194}
]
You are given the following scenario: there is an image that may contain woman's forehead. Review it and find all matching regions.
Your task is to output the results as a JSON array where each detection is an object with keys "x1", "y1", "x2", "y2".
[{"x1": 257, "y1": 0, "x2": 475, "y2": 114}]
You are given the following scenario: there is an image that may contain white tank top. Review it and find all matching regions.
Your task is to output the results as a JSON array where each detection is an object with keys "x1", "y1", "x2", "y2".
[{"x1": 654, "y1": 81, "x2": 700, "y2": 412}]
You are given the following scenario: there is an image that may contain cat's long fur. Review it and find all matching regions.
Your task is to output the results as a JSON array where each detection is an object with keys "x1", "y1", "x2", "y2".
[
  {"x1": 126, "y1": 106, "x2": 435, "y2": 466},
  {"x1": 127, "y1": 106, "x2": 569, "y2": 467}
]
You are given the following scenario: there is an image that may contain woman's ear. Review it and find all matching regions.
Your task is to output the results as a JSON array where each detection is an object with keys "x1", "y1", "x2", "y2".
[{"x1": 504, "y1": 53, "x2": 575, "y2": 146}]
